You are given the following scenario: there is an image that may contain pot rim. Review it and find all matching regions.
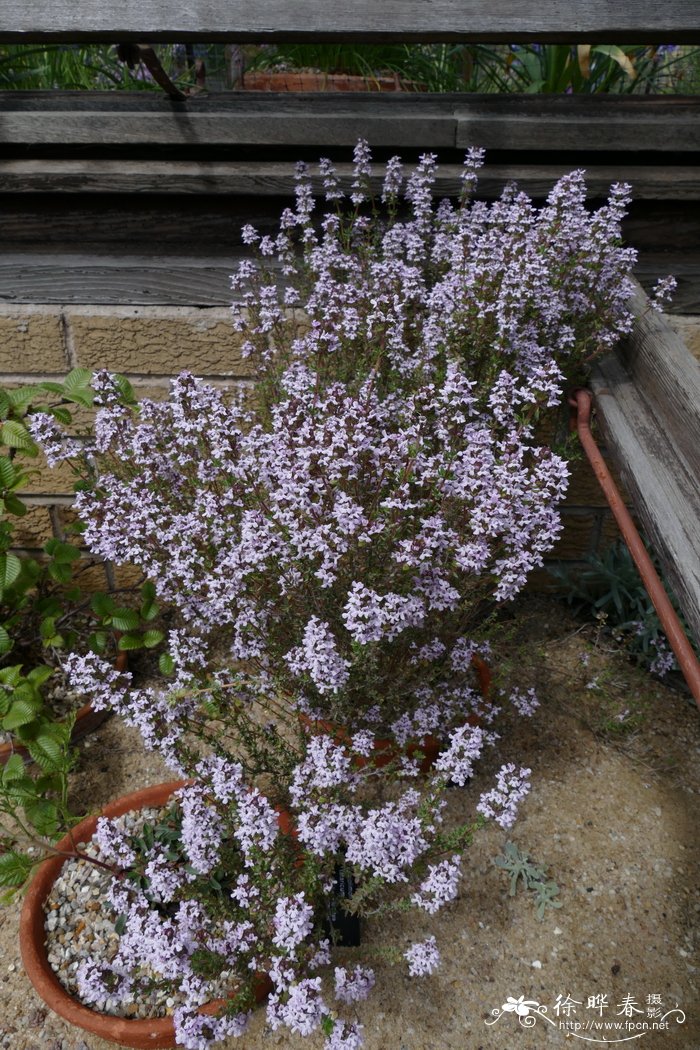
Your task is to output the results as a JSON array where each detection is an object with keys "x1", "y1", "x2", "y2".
[{"x1": 21, "y1": 779, "x2": 191, "y2": 1049}]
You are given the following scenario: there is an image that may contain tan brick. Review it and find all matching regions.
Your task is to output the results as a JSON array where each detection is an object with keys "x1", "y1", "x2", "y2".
[
  {"x1": 112, "y1": 563, "x2": 148, "y2": 591},
  {"x1": 66, "y1": 307, "x2": 254, "y2": 376},
  {"x1": 17, "y1": 452, "x2": 76, "y2": 497},
  {"x1": 0, "y1": 305, "x2": 68, "y2": 373},
  {"x1": 11, "y1": 503, "x2": 55, "y2": 548}
]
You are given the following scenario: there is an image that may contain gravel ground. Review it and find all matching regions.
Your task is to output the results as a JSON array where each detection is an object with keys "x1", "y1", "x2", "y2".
[{"x1": 0, "y1": 597, "x2": 698, "y2": 1050}]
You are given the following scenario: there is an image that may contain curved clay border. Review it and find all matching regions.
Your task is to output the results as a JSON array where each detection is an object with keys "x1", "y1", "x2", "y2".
[{"x1": 21, "y1": 779, "x2": 270, "y2": 1049}]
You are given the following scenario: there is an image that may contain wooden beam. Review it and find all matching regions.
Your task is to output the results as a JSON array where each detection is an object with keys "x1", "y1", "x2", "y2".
[
  {"x1": 1, "y1": 93, "x2": 699, "y2": 152},
  {"x1": 1, "y1": 0, "x2": 699, "y2": 44},
  {"x1": 590, "y1": 280, "x2": 700, "y2": 643},
  {"x1": 0, "y1": 252, "x2": 695, "y2": 310},
  {"x1": 3, "y1": 160, "x2": 700, "y2": 199}
]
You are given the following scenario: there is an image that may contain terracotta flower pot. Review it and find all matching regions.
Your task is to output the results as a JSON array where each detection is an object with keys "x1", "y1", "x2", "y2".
[
  {"x1": 0, "y1": 650, "x2": 128, "y2": 767},
  {"x1": 20, "y1": 780, "x2": 272, "y2": 1049},
  {"x1": 240, "y1": 70, "x2": 413, "y2": 93},
  {"x1": 301, "y1": 654, "x2": 492, "y2": 774}
]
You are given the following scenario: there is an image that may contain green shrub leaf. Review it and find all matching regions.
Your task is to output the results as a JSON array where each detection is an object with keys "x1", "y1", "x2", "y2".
[
  {"x1": 0, "y1": 851, "x2": 34, "y2": 888},
  {"x1": 142, "y1": 629, "x2": 165, "y2": 649},
  {"x1": 0, "y1": 553, "x2": 22, "y2": 590},
  {"x1": 111, "y1": 609, "x2": 140, "y2": 632},
  {"x1": 117, "y1": 633, "x2": 144, "y2": 651},
  {"x1": 0, "y1": 421, "x2": 37, "y2": 456}
]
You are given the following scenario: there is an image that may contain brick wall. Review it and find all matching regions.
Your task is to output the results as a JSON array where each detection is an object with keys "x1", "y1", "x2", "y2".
[{"x1": 5, "y1": 304, "x2": 699, "y2": 584}]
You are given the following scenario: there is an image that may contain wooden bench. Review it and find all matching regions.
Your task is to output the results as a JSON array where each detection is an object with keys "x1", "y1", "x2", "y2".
[{"x1": 0, "y1": 1, "x2": 699, "y2": 650}]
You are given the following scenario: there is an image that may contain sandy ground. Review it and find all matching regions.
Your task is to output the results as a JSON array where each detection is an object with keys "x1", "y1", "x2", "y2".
[{"x1": 0, "y1": 597, "x2": 698, "y2": 1050}]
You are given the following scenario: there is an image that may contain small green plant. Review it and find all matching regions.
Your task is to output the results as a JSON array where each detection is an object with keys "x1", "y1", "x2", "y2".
[
  {"x1": 0, "y1": 374, "x2": 166, "y2": 895},
  {"x1": 494, "y1": 841, "x2": 562, "y2": 920},
  {"x1": 552, "y1": 541, "x2": 697, "y2": 679}
]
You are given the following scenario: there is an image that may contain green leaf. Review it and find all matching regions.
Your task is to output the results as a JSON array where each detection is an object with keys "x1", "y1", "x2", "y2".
[
  {"x1": 113, "y1": 374, "x2": 136, "y2": 404},
  {"x1": 111, "y1": 609, "x2": 140, "y2": 632},
  {"x1": 63, "y1": 368, "x2": 93, "y2": 393},
  {"x1": 0, "y1": 420, "x2": 38, "y2": 456},
  {"x1": 27, "y1": 665, "x2": 53, "y2": 688},
  {"x1": 0, "y1": 457, "x2": 17, "y2": 489},
  {"x1": 88, "y1": 630, "x2": 108, "y2": 654},
  {"x1": 0, "y1": 666, "x2": 22, "y2": 687},
  {"x1": 4, "y1": 495, "x2": 27, "y2": 517},
  {"x1": 38, "y1": 382, "x2": 65, "y2": 395},
  {"x1": 6, "y1": 386, "x2": 36, "y2": 410},
  {"x1": 117, "y1": 633, "x2": 144, "y2": 651},
  {"x1": 0, "y1": 625, "x2": 12, "y2": 655},
  {"x1": 158, "y1": 653, "x2": 175, "y2": 676},
  {"x1": 114, "y1": 914, "x2": 127, "y2": 935},
  {"x1": 49, "y1": 406, "x2": 73, "y2": 425},
  {"x1": 142, "y1": 629, "x2": 165, "y2": 649},
  {"x1": 140, "y1": 581, "x2": 156, "y2": 603},
  {"x1": 64, "y1": 389, "x2": 93, "y2": 409},
  {"x1": 31, "y1": 733, "x2": 63, "y2": 767},
  {"x1": 24, "y1": 799, "x2": 60, "y2": 838},
  {"x1": 140, "y1": 601, "x2": 159, "y2": 622},
  {"x1": 0, "y1": 391, "x2": 10, "y2": 420},
  {"x1": 47, "y1": 562, "x2": 73, "y2": 584},
  {"x1": 2, "y1": 700, "x2": 40, "y2": 730},
  {"x1": 39, "y1": 616, "x2": 58, "y2": 641},
  {"x1": 0, "y1": 851, "x2": 34, "y2": 888},
  {"x1": 44, "y1": 538, "x2": 81, "y2": 563},
  {"x1": 90, "y1": 592, "x2": 116, "y2": 618},
  {"x1": 0, "y1": 553, "x2": 22, "y2": 590},
  {"x1": 2, "y1": 754, "x2": 26, "y2": 783}
]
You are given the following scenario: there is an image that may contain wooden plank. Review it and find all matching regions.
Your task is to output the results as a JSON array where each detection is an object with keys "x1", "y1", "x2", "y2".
[
  {"x1": 0, "y1": 111, "x2": 455, "y2": 149},
  {"x1": 590, "y1": 353, "x2": 700, "y2": 644},
  {"x1": 0, "y1": 258, "x2": 240, "y2": 306},
  {"x1": 617, "y1": 279, "x2": 700, "y2": 472},
  {"x1": 456, "y1": 96, "x2": 700, "y2": 152},
  {"x1": 2, "y1": 0, "x2": 700, "y2": 44},
  {"x1": 634, "y1": 261, "x2": 700, "y2": 315},
  {"x1": 0, "y1": 251, "x2": 697, "y2": 310},
  {"x1": 2, "y1": 93, "x2": 698, "y2": 153},
  {"x1": 3, "y1": 160, "x2": 700, "y2": 200}
]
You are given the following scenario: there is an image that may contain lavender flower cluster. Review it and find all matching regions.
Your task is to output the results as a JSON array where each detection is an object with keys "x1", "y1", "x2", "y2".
[
  {"x1": 77, "y1": 736, "x2": 531, "y2": 1050},
  {"x1": 33, "y1": 144, "x2": 641, "y2": 1050}
]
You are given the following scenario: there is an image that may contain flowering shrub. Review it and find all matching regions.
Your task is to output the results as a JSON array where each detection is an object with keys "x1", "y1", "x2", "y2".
[
  {"x1": 32, "y1": 144, "x2": 639, "y2": 1048},
  {"x1": 75, "y1": 740, "x2": 529, "y2": 1050},
  {"x1": 42, "y1": 146, "x2": 636, "y2": 736}
]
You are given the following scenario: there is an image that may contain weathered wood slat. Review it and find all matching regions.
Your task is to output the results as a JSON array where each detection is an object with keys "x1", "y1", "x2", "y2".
[
  {"x1": 3, "y1": 160, "x2": 700, "y2": 200},
  {"x1": 617, "y1": 280, "x2": 700, "y2": 476},
  {"x1": 2, "y1": 94, "x2": 699, "y2": 152},
  {"x1": 0, "y1": 111, "x2": 455, "y2": 149},
  {"x1": 2, "y1": 0, "x2": 700, "y2": 44},
  {"x1": 0, "y1": 253, "x2": 697, "y2": 310},
  {"x1": 456, "y1": 107, "x2": 700, "y2": 152},
  {"x1": 590, "y1": 352, "x2": 700, "y2": 644}
]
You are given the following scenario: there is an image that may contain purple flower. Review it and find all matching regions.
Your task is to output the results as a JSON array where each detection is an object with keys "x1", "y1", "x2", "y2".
[
  {"x1": 477, "y1": 764, "x2": 532, "y2": 829},
  {"x1": 411, "y1": 855, "x2": 462, "y2": 914},
  {"x1": 325, "y1": 1021, "x2": 365, "y2": 1050},
  {"x1": 272, "y1": 892, "x2": 314, "y2": 956},
  {"x1": 267, "y1": 977, "x2": 327, "y2": 1036},
  {"x1": 334, "y1": 965, "x2": 375, "y2": 1004},
  {"x1": 404, "y1": 935, "x2": 441, "y2": 976}
]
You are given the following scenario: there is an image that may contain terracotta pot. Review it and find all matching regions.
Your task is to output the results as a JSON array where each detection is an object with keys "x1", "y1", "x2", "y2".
[
  {"x1": 241, "y1": 70, "x2": 414, "y2": 93},
  {"x1": 21, "y1": 780, "x2": 273, "y2": 1049},
  {"x1": 0, "y1": 650, "x2": 127, "y2": 768},
  {"x1": 301, "y1": 653, "x2": 492, "y2": 774}
]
